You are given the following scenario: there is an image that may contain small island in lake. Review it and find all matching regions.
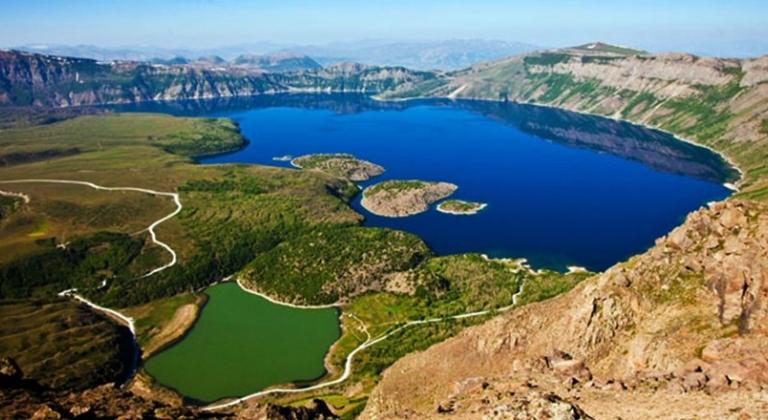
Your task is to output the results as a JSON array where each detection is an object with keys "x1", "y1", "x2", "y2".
[
  {"x1": 291, "y1": 153, "x2": 384, "y2": 181},
  {"x1": 437, "y1": 199, "x2": 487, "y2": 215},
  {"x1": 362, "y1": 180, "x2": 457, "y2": 217}
]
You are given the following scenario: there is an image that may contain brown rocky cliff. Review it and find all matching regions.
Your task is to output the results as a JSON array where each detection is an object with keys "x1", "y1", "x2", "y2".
[{"x1": 362, "y1": 200, "x2": 768, "y2": 419}]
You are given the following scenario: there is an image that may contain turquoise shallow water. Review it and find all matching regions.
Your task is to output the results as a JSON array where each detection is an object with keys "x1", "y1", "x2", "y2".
[{"x1": 143, "y1": 283, "x2": 340, "y2": 403}]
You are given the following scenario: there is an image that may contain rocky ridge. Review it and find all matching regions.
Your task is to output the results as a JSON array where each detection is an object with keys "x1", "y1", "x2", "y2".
[
  {"x1": 362, "y1": 200, "x2": 768, "y2": 418},
  {"x1": 0, "y1": 50, "x2": 436, "y2": 107}
]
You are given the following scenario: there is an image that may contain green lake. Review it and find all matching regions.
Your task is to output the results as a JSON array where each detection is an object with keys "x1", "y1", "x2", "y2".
[{"x1": 143, "y1": 282, "x2": 340, "y2": 403}]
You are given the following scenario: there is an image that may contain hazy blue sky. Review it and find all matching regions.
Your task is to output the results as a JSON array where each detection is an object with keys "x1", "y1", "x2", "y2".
[{"x1": 1, "y1": 0, "x2": 766, "y2": 56}]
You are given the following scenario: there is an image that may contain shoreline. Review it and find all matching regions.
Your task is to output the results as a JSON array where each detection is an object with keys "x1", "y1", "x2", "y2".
[
  {"x1": 234, "y1": 277, "x2": 342, "y2": 309},
  {"x1": 436, "y1": 201, "x2": 488, "y2": 215},
  {"x1": 360, "y1": 181, "x2": 458, "y2": 218},
  {"x1": 203, "y1": 274, "x2": 535, "y2": 412},
  {"x1": 373, "y1": 94, "x2": 744, "y2": 192},
  {"x1": 138, "y1": 293, "x2": 209, "y2": 361}
]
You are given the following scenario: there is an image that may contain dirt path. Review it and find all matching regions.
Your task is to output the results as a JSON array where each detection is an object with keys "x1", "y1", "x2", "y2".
[
  {"x1": 1, "y1": 178, "x2": 533, "y2": 411},
  {"x1": 0, "y1": 189, "x2": 30, "y2": 204},
  {"x1": 0, "y1": 179, "x2": 183, "y2": 335},
  {"x1": 203, "y1": 278, "x2": 529, "y2": 411},
  {"x1": 0, "y1": 178, "x2": 182, "y2": 278}
]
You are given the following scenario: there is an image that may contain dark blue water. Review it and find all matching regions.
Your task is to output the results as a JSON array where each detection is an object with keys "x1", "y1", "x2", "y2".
[{"x1": 115, "y1": 95, "x2": 733, "y2": 271}]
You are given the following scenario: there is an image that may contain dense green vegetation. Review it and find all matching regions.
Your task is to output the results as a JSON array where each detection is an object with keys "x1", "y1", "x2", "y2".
[
  {"x1": 0, "y1": 195, "x2": 21, "y2": 220},
  {"x1": 0, "y1": 299, "x2": 133, "y2": 390},
  {"x1": 514, "y1": 270, "x2": 588, "y2": 305},
  {"x1": 523, "y1": 53, "x2": 571, "y2": 66},
  {"x1": 0, "y1": 232, "x2": 144, "y2": 300},
  {"x1": 242, "y1": 227, "x2": 431, "y2": 304},
  {"x1": 0, "y1": 114, "x2": 245, "y2": 162},
  {"x1": 0, "y1": 114, "x2": 363, "y2": 307},
  {"x1": 0, "y1": 106, "x2": 103, "y2": 129},
  {"x1": 151, "y1": 118, "x2": 244, "y2": 157},
  {"x1": 292, "y1": 153, "x2": 384, "y2": 181},
  {"x1": 97, "y1": 167, "x2": 361, "y2": 307},
  {"x1": 573, "y1": 43, "x2": 647, "y2": 55},
  {"x1": 364, "y1": 180, "x2": 427, "y2": 195}
]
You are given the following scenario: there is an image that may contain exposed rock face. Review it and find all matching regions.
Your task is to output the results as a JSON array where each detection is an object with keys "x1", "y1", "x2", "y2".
[
  {"x1": 0, "y1": 50, "x2": 437, "y2": 107},
  {"x1": 361, "y1": 180, "x2": 458, "y2": 217},
  {"x1": 535, "y1": 53, "x2": 739, "y2": 98},
  {"x1": 0, "y1": 363, "x2": 202, "y2": 419},
  {"x1": 0, "y1": 357, "x2": 22, "y2": 387},
  {"x1": 291, "y1": 153, "x2": 385, "y2": 181},
  {"x1": 362, "y1": 200, "x2": 768, "y2": 419},
  {"x1": 263, "y1": 399, "x2": 336, "y2": 419},
  {"x1": 741, "y1": 56, "x2": 768, "y2": 86}
]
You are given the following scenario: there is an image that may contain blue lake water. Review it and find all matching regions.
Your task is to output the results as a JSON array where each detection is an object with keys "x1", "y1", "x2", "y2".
[{"x1": 115, "y1": 95, "x2": 733, "y2": 271}]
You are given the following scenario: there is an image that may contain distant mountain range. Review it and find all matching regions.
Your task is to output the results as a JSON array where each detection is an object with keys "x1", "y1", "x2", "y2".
[
  {"x1": 0, "y1": 49, "x2": 435, "y2": 107},
  {"x1": 12, "y1": 39, "x2": 539, "y2": 70},
  {"x1": 277, "y1": 39, "x2": 539, "y2": 70},
  {"x1": 145, "y1": 53, "x2": 323, "y2": 73}
]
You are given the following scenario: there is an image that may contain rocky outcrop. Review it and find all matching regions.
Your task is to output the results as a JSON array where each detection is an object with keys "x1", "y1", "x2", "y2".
[
  {"x1": 264, "y1": 399, "x2": 336, "y2": 420},
  {"x1": 0, "y1": 357, "x2": 22, "y2": 387},
  {"x1": 362, "y1": 200, "x2": 768, "y2": 419},
  {"x1": 534, "y1": 53, "x2": 740, "y2": 98},
  {"x1": 0, "y1": 50, "x2": 437, "y2": 107},
  {"x1": 361, "y1": 180, "x2": 458, "y2": 217},
  {"x1": 291, "y1": 153, "x2": 384, "y2": 181}
]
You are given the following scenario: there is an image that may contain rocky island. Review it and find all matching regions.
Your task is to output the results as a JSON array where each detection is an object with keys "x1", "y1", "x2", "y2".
[
  {"x1": 291, "y1": 153, "x2": 384, "y2": 181},
  {"x1": 436, "y1": 199, "x2": 487, "y2": 215},
  {"x1": 361, "y1": 180, "x2": 458, "y2": 217}
]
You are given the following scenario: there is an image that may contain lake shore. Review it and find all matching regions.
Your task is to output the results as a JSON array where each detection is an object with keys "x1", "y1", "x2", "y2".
[{"x1": 373, "y1": 94, "x2": 744, "y2": 192}]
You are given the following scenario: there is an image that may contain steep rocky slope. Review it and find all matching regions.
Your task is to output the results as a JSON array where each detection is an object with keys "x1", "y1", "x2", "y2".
[
  {"x1": 363, "y1": 200, "x2": 768, "y2": 418},
  {"x1": 387, "y1": 44, "x2": 768, "y2": 197},
  {"x1": 0, "y1": 50, "x2": 436, "y2": 107}
]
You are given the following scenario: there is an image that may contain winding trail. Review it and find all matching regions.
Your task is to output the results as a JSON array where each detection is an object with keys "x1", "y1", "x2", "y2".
[
  {"x1": 0, "y1": 179, "x2": 182, "y2": 329},
  {"x1": 1, "y1": 178, "x2": 536, "y2": 411},
  {"x1": 0, "y1": 179, "x2": 182, "y2": 278},
  {"x1": 0, "y1": 189, "x2": 30, "y2": 204},
  {"x1": 57, "y1": 288, "x2": 137, "y2": 335},
  {"x1": 203, "y1": 277, "x2": 529, "y2": 411}
]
